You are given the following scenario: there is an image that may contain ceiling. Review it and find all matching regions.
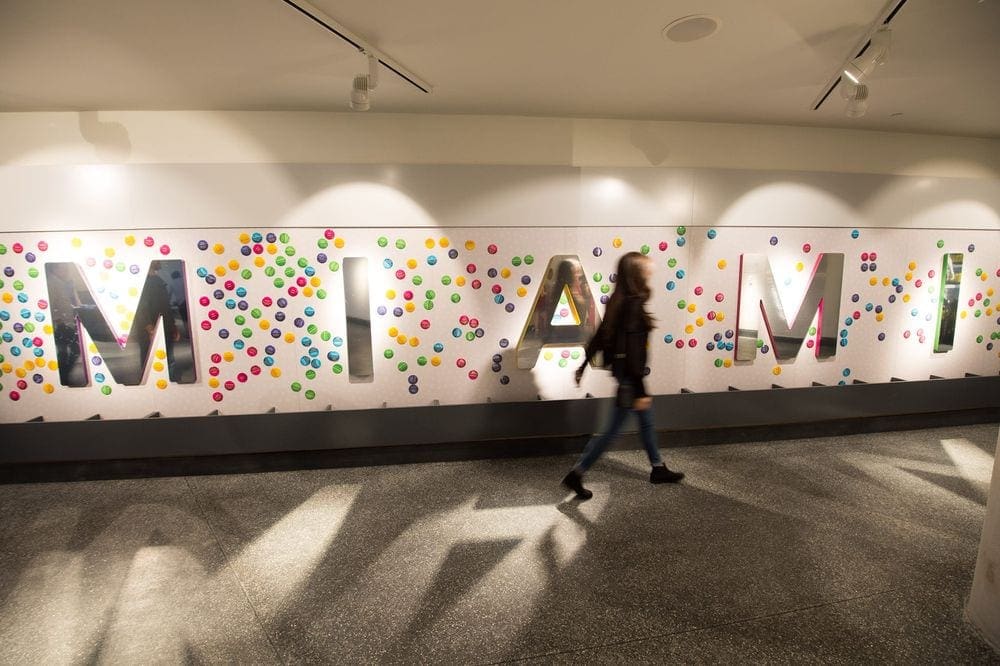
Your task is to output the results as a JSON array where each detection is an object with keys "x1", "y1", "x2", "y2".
[{"x1": 1, "y1": 0, "x2": 998, "y2": 137}]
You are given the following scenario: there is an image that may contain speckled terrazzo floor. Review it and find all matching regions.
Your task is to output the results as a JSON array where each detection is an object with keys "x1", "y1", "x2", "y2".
[{"x1": 1, "y1": 424, "x2": 997, "y2": 664}]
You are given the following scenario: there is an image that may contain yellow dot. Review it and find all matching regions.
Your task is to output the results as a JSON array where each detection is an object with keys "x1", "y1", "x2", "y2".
[
  {"x1": 517, "y1": 287, "x2": 527, "y2": 297},
  {"x1": 465, "y1": 240, "x2": 476, "y2": 251},
  {"x1": 34, "y1": 358, "x2": 46, "y2": 368},
  {"x1": 15, "y1": 368, "x2": 26, "y2": 378},
  {"x1": 104, "y1": 247, "x2": 115, "y2": 258},
  {"x1": 986, "y1": 308, "x2": 993, "y2": 316},
  {"x1": 407, "y1": 259, "x2": 417, "y2": 270},
  {"x1": 795, "y1": 262, "x2": 804, "y2": 272},
  {"x1": 334, "y1": 238, "x2": 345, "y2": 249},
  {"x1": 43, "y1": 383, "x2": 54, "y2": 394},
  {"x1": 124, "y1": 235, "x2": 135, "y2": 246},
  {"x1": 687, "y1": 303, "x2": 696, "y2": 313},
  {"x1": 155, "y1": 349, "x2": 166, "y2": 360},
  {"x1": 154, "y1": 378, "x2": 167, "y2": 390},
  {"x1": 1, "y1": 293, "x2": 11, "y2": 304},
  {"x1": 908, "y1": 261, "x2": 916, "y2": 271},
  {"x1": 254, "y1": 256, "x2": 265, "y2": 268},
  {"x1": 409, "y1": 337, "x2": 420, "y2": 347},
  {"x1": 266, "y1": 244, "x2": 277, "y2": 255},
  {"x1": 716, "y1": 312, "x2": 725, "y2": 322},
  {"x1": 404, "y1": 302, "x2": 415, "y2": 313},
  {"x1": 431, "y1": 356, "x2": 441, "y2": 366},
  {"x1": 396, "y1": 334, "x2": 407, "y2": 345},
  {"x1": 88, "y1": 342, "x2": 98, "y2": 353},
  {"x1": 223, "y1": 351, "x2": 234, "y2": 362},
  {"x1": 228, "y1": 260, "x2": 240, "y2": 271},
  {"x1": 717, "y1": 259, "x2": 727, "y2": 270},
  {"x1": 875, "y1": 313, "x2": 884, "y2": 322},
  {"x1": 612, "y1": 238, "x2": 623, "y2": 249},
  {"x1": 425, "y1": 238, "x2": 435, "y2": 249},
  {"x1": 260, "y1": 320, "x2": 270, "y2": 330},
  {"x1": 696, "y1": 317, "x2": 705, "y2": 327},
  {"x1": 284, "y1": 333, "x2": 295, "y2": 343},
  {"x1": 208, "y1": 377, "x2": 220, "y2": 388},
  {"x1": 543, "y1": 350, "x2": 554, "y2": 361},
  {"x1": 386, "y1": 290, "x2": 396, "y2": 300},
  {"x1": 44, "y1": 325, "x2": 53, "y2": 335},
  {"x1": 239, "y1": 233, "x2": 250, "y2": 243},
  {"x1": 128, "y1": 287, "x2": 138, "y2": 298},
  {"x1": 48, "y1": 360, "x2": 58, "y2": 371},
  {"x1": 213, "y1": 243, "x2": 225, "y2": 254},
  {"x1": 500, "y1": 268, "x2": 511, "y2": 279},
  {"x1": 1, "y1": 363, "x2": 11, "y2": 374},
  {"x1": 388, "y1": 326, "x2": 399, "y2": 337},
  {"x1": 456, "y1": 276, "x2": 467, "y2": 287},
  {"x1": 71, "y1": 238, "x2": 82, "y2": 247},
  {"x1": 115, "y1": 303, "x2": 126, "y2": 315},
  {"x1": 981, "y1": 273, "x2": 988, "y2": 282},
  {"x1": 869, "y1": 277, "x2": 878, "y2": 286},
  {"x1": 882, "y1": 277, "x2": 891, "y2": 287},
  {"x1": 153, "y1": 361, "x2": 164, "y2": 372},
  {"x1": 215, "y1": 266, "x2": 227, "y2": 277},
  {"x1": 960, "y1": 311, "x2": 967, "y2": 319},
  {"x1": 905, "y1": 272, "x2": 913, "y2": 281},
  {"x1": 902, "y1": 294, "x2": 910, "y2": 303},
  {"x1": 302, "y1": 287, "x2": 314, "y2": 297},
  {"x1": 684, "y1": 324, "x2": 694, "y2": 334},
  {"x1": 987, "y1": 288, "x2": 994, "y2": 297},
  {"x1": 270, "y1": 367, "x2": 282, "y2": 378},
  {"x1": 772, "y1": 366, "x2": 782, "y2": 376},
  {"x1": 723, "y1": 359, "x2": 732, "y2": 368},
  {"x1": 309, "y1": 277, "x2": 321, "y2": 287}
]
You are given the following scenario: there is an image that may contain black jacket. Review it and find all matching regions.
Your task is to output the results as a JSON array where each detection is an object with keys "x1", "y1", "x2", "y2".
[{"x1": 583, "y1": 296, "x2": 650, "y2": 398}]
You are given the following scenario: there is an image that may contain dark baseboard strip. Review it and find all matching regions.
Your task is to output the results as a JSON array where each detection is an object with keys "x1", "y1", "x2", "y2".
[{"x1": 1, "y1": 408, "x2": 995, "y2": 485}]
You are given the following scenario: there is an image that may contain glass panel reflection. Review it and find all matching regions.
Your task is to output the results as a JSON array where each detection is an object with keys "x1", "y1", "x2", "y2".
[
  {"x1": 343, "y1": 257, "x2": 374, "y2": 382},
  {"x1": 934, "y1": 253, "x2": 963, "y2": 353},
  {"x1": 516, "y1": 255, "x2": 600, "y2": 369}
]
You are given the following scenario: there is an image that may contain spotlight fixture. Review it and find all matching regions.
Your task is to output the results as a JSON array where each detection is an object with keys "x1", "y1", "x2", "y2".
[
  {"x1": 840, "y1": 81, "x2": 869, "y2": 118},
  {"x1": 842, "y1": 26, "x2": 892, "y2": 85},
  {"x1": 349, "y1": 52, "x2": 379, "y2": 111}
]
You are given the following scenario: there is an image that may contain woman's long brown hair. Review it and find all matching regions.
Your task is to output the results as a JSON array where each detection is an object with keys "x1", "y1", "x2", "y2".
[{"x1": 603, "y1": 251, "x2": 653, "y2": 330}]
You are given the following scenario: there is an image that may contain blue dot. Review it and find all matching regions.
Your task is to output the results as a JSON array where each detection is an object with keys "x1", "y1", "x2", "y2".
[
  {"x1": 311, "y1": 358, "x2": 322, "y2": 369},
  {"x1": 304, "y1": 306, "x2": 315, "y2": 316},
  {"x1": 675, "y1": 270, "x2": 685, "y2": 279},
  {"x1": 264, "y1": 356, "x2": 275, "y2": 366},
  {"x1": 769, "y1": 236, "x2": 778, "y2": 246},
  {"x1": 707, "y1": 229, "x2": 717, "y2": 239},
  {"x1": 851, "y1": 229, "x2": 860, "y2": 239},
  {"x1": 327, "y1": 351, "x2": 340, "y2": 361},
  {"x1": 252, "y1": 232, "x2": 263, "y2": 243},
  {"x1": 332, "y1": 336, "x2": 343, "y2": 347},
  {"x1": 842, "y1": 368, "x2": 851, "y2": 377},
  {"x1": 233, "y1": 339, "x2": 245, "y2": 350},
  {"x1": 839, "y1": 338, "x2": 848, "y2": 347},
  {"x1": 666, "y1": 281, "x2": 676, "y2": 291},
  {"x1": 427, "y1": 256, "x2": 437, "y2": 266},
  {"x1": 94, "y1": 372, "x2": 105, "y2": 383},
  {"x1": 236, "y1": 287, "x2": 247, "y2": 297},
  {"x1": 676, "y1": 237, "x2": 686, "y2": 247},
  {"x1": 433, "y1": 342, "x2": 444, "y2": 353},
  {"x1": 383, "y1": 258, "x2": 393, "y2": 269},
  {"x1": 452, "y1": 327, "x2": 462, "y2": 338}
]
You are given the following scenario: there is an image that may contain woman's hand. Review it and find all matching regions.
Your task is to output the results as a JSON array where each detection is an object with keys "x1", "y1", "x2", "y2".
[
  {"x1": 634, "y1": 396, "x2": 652, "y2": 411},
  {"x1": 574, "y1": 365, "x2": 585, "y2": 386}
]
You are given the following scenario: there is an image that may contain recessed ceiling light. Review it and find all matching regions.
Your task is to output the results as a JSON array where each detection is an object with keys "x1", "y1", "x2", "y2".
[{"x1": 662, "y1": 15, "x2": 721, "y2": 43}]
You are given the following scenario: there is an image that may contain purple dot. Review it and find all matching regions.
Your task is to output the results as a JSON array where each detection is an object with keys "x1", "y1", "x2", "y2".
[
  {"x1": 393, "y1": 307, "x2": 404, "y2": 317},
  {"x1": 408, "y1": 384, "x2": 419, "y2": 394},
  {"x1": 521, "y1": 275, "x2": 531, "y2": 285},
  {"x1": 25, "y1": 252, "x2": 36, "y2": 263},
  {"x1": 407, "y1": 375, "x2": 418, "y2": 385},
  {"x1": 376, "y1": 305, "x2": 387, "y2": 316},
  {"x1": 293, "y1": 317, "x2": 305, "y2": 328},
  {"x1": 499, "y1": 338, "x2": 509, "y2": 348},
  {"x1": 769, "y1": 236, "x2": 778, "y2": 246},
  {"x1": 448, "y1": 249, "x2": 459, "y2": 259},
  {"x1": 505, "y1": 303, "x2": 515, "y2": 313},
  {"x1": 492, "y1": 354, "x2": 503, "y2": 363},
  {"x1": 91, "y1": 356, "x2": 102, "y2": 366},
  {"x1": 266, "y1": 232, "x2": 277, "y2": 243},
  {"x1": 198, "y1": 240, "x2": 209, "y2": 250},
  {"x1": 277, "y1": 298, "x2": 288, "y2": 308},
  {"x1": 877, "y1": 332, "x2": 885, "y2": 341},
  {"x1": 317, "y1": 253, "x2": 327, "y2": 264},
  {"x1": 275, "y1": 312, "x2": 285, "y2": 322},
  {"x1": 219, "y1": 329, "x2": 230, "y2": 339},
  {"x1": 240, "y1": 246, "x2": 251, "y2": 256},
  {"x1": 600, "y1": 295, "x2": 609, "y2": 304},
  {"x1": 271, "y1": 328, "x2": 282, "y2": 338}
]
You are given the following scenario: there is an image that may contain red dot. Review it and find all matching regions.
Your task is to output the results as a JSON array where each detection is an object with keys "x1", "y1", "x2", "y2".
[
  {"x1": 466, "y1": 264, "x2": 477, "y2": 274},
  {"x1": 903, "y1": 330, "x2": 911, "y2": 339},
  {"x1": 246, "y1": 346, "x2": 258, "y2": 357},
  {"x1": 12, "y1": 243, "x2": 23, "y2": 253},
  {"x1": 9, "y1": 391, "x2": 20, "y2": 401},
  {"x1": 659, "y1": 242, "x2": 668, "y2": 251},
  {"x1": 224, "y1": 280, "x2": 235, "y2": 291},
  {"x1": 211, "y1": 353, "x2": 222, "y2": 363},
  {"x1": 287, "y1": 286, "x2": 298, "y2": 297},
  {"x1": 707, "y1": 311, "x2": 716, "y2": 320},
  {"x1": 395, "y1": 269, "x2": 406, "y2": 280},
  {"x1": 853, "y1": 311, "x2": 861, "y2": 320},
  {"x1": 201, "y1": 321, "x2": 212, "y2": 331},
  {"x1": 806, "y1": 339, "x2": 815, "y2": 348},
  {"x1": 253, "y1": 244, "x2": 263, "y2": 254},
  {"x1": 468, "y1": 370, "x2": 478, "y2": 380},
  {"x1": 144, "y1": 236, "x2": 155, "y2": 247},
  {"x1": 324, "y1": 229, "x2": 335, "y2": 240},
  {"x1": 208, "y1": 310, "x2": 219, "y2": 320},
  {"x1": 237, "y1": 373, "x2": 248, "y2": 383},
  {"x1": 403, "y1": 290, "x2": 413, "y2": 301},
  {"x1": 212, "y1": 392, "x2": 223, "y2": 402},
  {"x1": 420, "y1": 319, "x2": 430, "y2": 329},
  {"x1": 675, "y1": 340, "x2": 685, "y2": 349},
  {"x1": 159, "y1": 245, "x2": 170, "y2": 255},
  {"x1": 459, "y1": 315, "x2": 470, "y2": 325},
  {"x1": 715, "y1": 293, "x2": 724, "y2": 302},
  {"x1": 296, "y1": 277, "x2": 307, "y2": 287},
  {"x1": 456, "y1": 358, "x2": 466, "y2": 368},
  {"x1": 487, "y1": 244, "x2": 498, "y2": 254},
  {"x1": 471, "y1": 279, "x2": 482, "y2": 289},
  {"x1": 17, "y1": 380, "x2": 28, "y2": 390},
  {"x1": 914, "y1": 279, "x2": 922, "y2": 288},
  {"x1": 688, "y1": 339, "x2": 697, "y2": 348},
  {"x1": 262, "y1": 296, "x2": 273, "y2": 307},
  {"x1": 861, "y1": 252, "x2": 869, "y2": 261},
  {"x1": 37, "y1": 299, "x2": 48, "y2": 310},
  {"x1": 802, "y1": 243, "x2": 811, "y2": 253},
  {"x1": 976, "y1": 292, "x2": 983, "y2": 301},
  {"x1": 469, "y1": 318, "x2": 479, "y2": 328},
  {"x1": 224, "y1": 380, "x2": 235, "y2": 391},
  {"x1": 869, "y1": 252, "x2": 877, "y2": 260},
  {"x1": 33, "y1": 337, "x2": 43, "y2": 347},
  {"x1": 199, "y1": 296, "x2": 210, "y2": 306},
  {"x1": 209, "y1": 366, "x2": 220, "y2": 377},
  {"x1": 492, "y1": 284, "x2": 502, "y2": 294},
  {"x1": 694, "y1": 286, "x2": 703, "y2": 296},
  {"x1": 250, "y1": 365, "x2": 262, "y2": 375}
]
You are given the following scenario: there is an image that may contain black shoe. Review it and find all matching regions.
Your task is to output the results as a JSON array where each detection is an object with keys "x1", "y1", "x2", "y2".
[
  {"x1": 561, "y1": 470, "x2": 593, "y2": 500},
  {"x1": 650, "y1": 465, "x2": 684, "y2": 484}
]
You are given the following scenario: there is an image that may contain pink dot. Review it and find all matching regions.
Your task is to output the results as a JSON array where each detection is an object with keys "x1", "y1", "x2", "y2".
[
  {"x1": 16, "y1": 380, "x2": 27, "y2": 390},
  {"x1": 561, "y1": 349, "x2": 570, "y2": 358},
  {"x1": 144, "y1": 236, "x2": 155, "y2": 247},
  {"x1": 37, "y1": 241, "x2": 48, "y2": 251},
  {"x1": 224, "y1": 380, "x2": 235, "y2": 391},
  {"x1": 250, "y1": 365, "x2": 261, "y2": 375},
  {"x1": 237, "y1": 373, "x2": 248, "y2": 383},
  {"x1": 688, "y1": 339, "x2": 697, "y2": 348},
  {"x1": 224, "y1": 280, "x2": 235, "y2": 291},
  {"x1": 296, "y1": 277, "x2": 307, "y2": 287},
  {"x1": 928, "y1": 270, "x2": 936, "y2": 278},
  {"x1": 715, "y1": 293, "x2": 724, "y2": 303},
  {"x1": 456, "y1": 358, "x2": 466, "y2": 368},
  {"x1": 853, "y1": 311, "x2": 861, "y2": 320},
  {"x1": 262, "y1": 296, "x2": 273, "y2": 307},
  {"x1": 324, "y1": 229, "x2": 335, "y2": 240},
  {"x1": 199, "y1": 296, "x2": 210, "y2": 306},
  {"x1": 903, "y1": 330, "x2": 911, "y2": 339},
  {"x1": 675, "y1": 340, "x2": 685, "y2": 349},
  {"x1": 492, "y1": 284, "x2": 502, "y2": 294},
  {"x1": 976, "y1": 292, "x2": 983, "y2": 301},
  {"x1": 103, "y1": 259, "x2": 113, "y2": 269},
  {"x1": 471, "y1": 279, "x2": 482, "y2": 289},
  {"x1": 246, "y1": 346, "x2": 258, "y2": 357},
  {"x1": 659, "y1": 242, "x2": 668, "y2": 251},
  {"x1": 211, "y1": 353, "x2": 222, "y2": 363},
  {"x1": 487, "y1": 244, "x2": 498, "y2": 254},
  {"x1": 159, "y1": 244, "x2": 170, "y2": 255},
  {"x1": 914, "y1": 279, "x2": 922, "y2": 288},
  {"x1": 466, "y1": 264, "x2": 477, "y2": 274},
  {"x1": 212, "y1": 392, "x2": 223, "y2": 402},
  {"x1": 420, "y1": 319, "x2": 430, "y2": 329},
  {"x1": 707, "y1": 311, "x2": 716, "y2": 320},
  {"x1": 12, "y1": 243, "x2": 22, "y2": 253},
  {"x1": 694, "y1": 286, "x2": 703, "y2": 296},
  {"x1": 403, "y1": 290, "x2": 413, "y2": 301},
  {"x1": 209, "y1": 367, "x2": 220, "y2": 377},
  {"x1": 37, "y1": 299, "x2": 48, "y2": 310},
  {"x1": 806, "y1": 339, "x2": 815, "y2": 348},
  {"x1": 253, "y1": 244, "x2": 264, "y2": 254},
  {"x1": 287, "y1": 286, "x2": 298, "y2": 297},
  {"x1": 32, "y1": 337, "x2": 43, "y2": 347},
  {"x1": 869, "y1": 252, "x2": 877, "y2": 260},
  {"x1": 459, "y1": 315, "x2": 470, "y2": 325},
  {"x1": 395, "y1": 269, "x2": 406, "y2": 280},
  {"x1": 916, "y1": 329, "x2": 924, "y2": 337},
  {"x1": 86, "y1": 257, "x2": 96, "y2": 267},
  {"x1": 208, "y1": 310, "x2": 219, "y2": 320},
  {"x1": 559, "y1": 308, "x2": 569, "y2": 318},
  {"x1": 9, "y1": 391, "x2": 20, "y2": 401},
  {"x1": 968, "y1": 298, "x2": 975, "y2": 307},
  {"x1": 468, "y1": 370, "x2": 478, "y2": 380},
  {"x1": 802, "y1": 243, "x2": 811, "y2": 253},
  {"x1": 469, "y1": 318, "x2": 479, "y2": 328},
  {"x1": 918, "y1": 336, "x2": 926, "y2": 344},
  {"x1": 861, "y1": 252, "x2": 869, "y2": 261}
]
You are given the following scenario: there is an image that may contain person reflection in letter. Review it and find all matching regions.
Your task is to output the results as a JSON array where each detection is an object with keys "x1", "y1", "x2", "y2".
[
  {"x1": 135, "y1": 260, "x2": 179, "y2": 376},
  {"x1": 563, "y1": 252, "x2": 684, "y2": 500}
]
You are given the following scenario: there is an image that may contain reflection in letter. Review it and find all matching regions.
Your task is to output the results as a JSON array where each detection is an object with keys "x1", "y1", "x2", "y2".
[
  {"x1": 934, "y1": 253, "x2": 963, "y2": 353},
  {"x1": 343, "y1": 257, "x2": 374, "y2": 382},
  {"x1": 45, "y1": 261, "x2": 195, "y2": 386},
  {"x1": 516, "y1": 255, "x2": 600, "y2": 369},
  {"x1": 735, "y1": 253, "x2": 844, "y2": 363}
]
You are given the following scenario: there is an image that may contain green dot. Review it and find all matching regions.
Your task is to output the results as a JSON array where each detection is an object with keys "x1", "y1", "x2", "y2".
[
  {"x1": 465, "y1": 331, "x2": 475, "y2": 341},
  {"x1": 395, "y1": 239, "x2": 406, "y2": 250},
  {"x1": 24, "y1": 323, "x2": 35, "y2": 333},
  {"x1": 640, "y1": 245, "x2": 650, "y2": 255},
  {"x1": 936, "y1": 240, "x2": 944, "y2": 248},
  {"x1": 279, "y1": 233, "x2": 290, "y2": 244},
  {"x1": 284, "y1": 267, "x2": 295, "y2": 278},
  {"x1": 601, "y1": 284, "x2": 610, "y2": 294},
  {"x1": 241, "y1": 269, "x2": 252, "y2": 280},
  {"x1": 570, "y1": 350, "x2": 581, "y2": 359},
  {"x1": 284, "y1": 245, "x2": 296, "y2": 257},
  {"x1": 524, "y1": 255, "x2": 534, "y2": 265},
  {"x1": 974, "y1": 310, "x2": 982, "y2": 317},
  {"x1": 808, "y1": 326, "x2": 817, "y2": 336},
  {"x1": 667, "y1": 258, "x2": 677, "y2": 268},
  {"x1": 384, "y1": 349, "x2": 394, "y2": 359},
  {"x1": 756, "y1": 339, "x2": 763, "y2": 348},
  {"x1": 28, "y1": 268, "x2": 39, "y2": 279},
  {"x1": 417, "y1": 356, "x2": 428, "y2": 366},
  {"x1": 265, "y1": 266, "x2": 276, "y2": 277},
  {"x1": 273, "y1": 278, "x2": 284, "y2": 288},
  {"x1": 976, "y1": 268, "x2": 984, "y2": 277},
  {"x1": 412, "y1": 275, "x2": 423, "y2": 286},
  {"x1": 297, "y1": 257, "x2": 308, "y2": 268},
  {"x1": 512, "y1": 256, "x2": 522, "y2": 267},
  {"x1": 0, "y1": 280, "x2": 4, "y2": 289},
  {"x1": 317, "y1": 238, "x2": 329, "y2": 249},
  {"x1": 423, "y1": 300, "x2": 434, "y2": 310},
  {"x1": 677, "y1": 300, "x2": 686, "y2": 309},
  {"x1": 714, "y1": 358, "x2": 723, "y2": 367},
  {"x1": 115, "y1": 262, "x2": 125, "y2": 272},
  {"x1": 377, "y1": 236, "x2": 389, "y2": 248},
  {"x1": 425, "y1": 289, "x2": 436, "y2": 300},
  {"x1": 329, "y1": 262, "x2": 340, "y2": 272},
  {"x1": 307, "y1": 324, "x2": 318, "y2": 334},
  {"x1": 305, "y1": 369, "x2": 316, "y2": 380},
  {"x1": 251, "y1": 308, "x2": 262, "y2": 319},
  {"x1": 0, "y1": 245, "x2": 6, "y2": 254},
  {"x1": 442, "y1": 276, "x2": 452, "y2": 286},
  {"x1": 101, "y1": 385, "x2": 112, "y2": 395},
  {"x1": 305, "y1": 389, "x2": 316, "y2": 400},
  {"x1": 593, "y1": 272, "x2": 602, "y2": 282},
  {"x1": 291, "y1": 382, "x2": 301, "y2": 392},
  {"x1": 984, "y1": 298, "x2": 991, "y2": 307},
  {"x1": 397, "y1": 361, "x2": 408, "y2": 372},
  {"x1": 677, "y1": 226, "x2": 687, "y2": 236},
  {"x1": 13, "y1": 280, "x2": 23, "y2": 290},
  {"x1": 451, "y1": 293, "x2": 461, "y2": 303},
  {"x1": 275, "y1": 256, "x2": 287, "y2": 267},
  {"x1": 332, "y1": 364, "x2": 343, "y2": 374},
  {"x1": 977, "y1": 335, "x2": 984, "y2": 343},
  {"x1": 321, "y1": 330, "x2": 332, "y2": 341},
  {"x1": 242, "y1": 328, "x2": 252, "y2": 338},
  {"x1": 317, "y1": 289, "x2": 327, "y2": 299},
  {"x1": 235, "y1": 315, "x2": 246, "y2": 325},
  {"x1": 558, "y1": 358, "x2": 568, "y2": 367}
]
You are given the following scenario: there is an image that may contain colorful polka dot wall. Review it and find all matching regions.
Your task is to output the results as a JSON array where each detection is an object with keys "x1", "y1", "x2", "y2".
[{"x1": 0, "y1": 227, "x2": 996, "y2": 421}]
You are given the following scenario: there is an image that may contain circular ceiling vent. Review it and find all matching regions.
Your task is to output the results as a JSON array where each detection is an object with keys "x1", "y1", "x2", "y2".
[{"x1": 662, "y1": 15, "x2": 721, "y2": 43}]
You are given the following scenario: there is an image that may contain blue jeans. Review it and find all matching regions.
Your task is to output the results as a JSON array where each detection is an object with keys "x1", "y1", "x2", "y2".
[{"x1": 575, "y1": 403, "x2": 663, "y2": 472}]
